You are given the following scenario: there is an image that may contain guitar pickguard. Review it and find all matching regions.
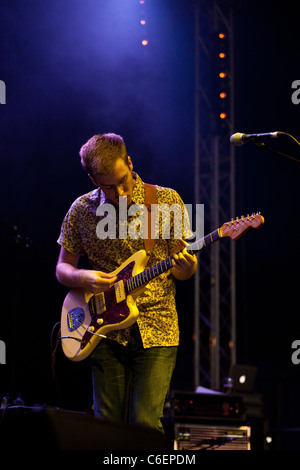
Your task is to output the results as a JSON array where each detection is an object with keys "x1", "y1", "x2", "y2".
[{"x1": 80, "y1": 261, "x2": 136, "y2": 348}]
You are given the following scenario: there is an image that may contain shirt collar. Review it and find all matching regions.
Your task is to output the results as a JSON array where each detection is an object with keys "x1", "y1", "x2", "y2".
[{"x1": 131, "y1": 172, "x2": 145, "y2": 205}]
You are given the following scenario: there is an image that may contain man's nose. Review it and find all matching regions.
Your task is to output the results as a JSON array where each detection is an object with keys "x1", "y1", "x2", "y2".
[{"x1": 116, "y1": 185, "x2": 124, "y2": 196}]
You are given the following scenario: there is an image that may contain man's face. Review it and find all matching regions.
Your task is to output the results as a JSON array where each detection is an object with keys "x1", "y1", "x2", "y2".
[{"x1": 93, "y1": 157, "x2": 135, "y2": 207}]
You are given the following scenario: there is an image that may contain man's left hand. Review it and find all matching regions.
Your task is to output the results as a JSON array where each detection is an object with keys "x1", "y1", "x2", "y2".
[{"x1": 171, "y1": 240, "x2": 198, "y2": 280}]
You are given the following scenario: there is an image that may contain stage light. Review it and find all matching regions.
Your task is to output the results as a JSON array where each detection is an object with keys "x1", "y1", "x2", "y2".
[
  {"x1": 219, "y1": 52, "x2": 226, "y2": 59},
  {"x1": 140, "y1": 19, "x2": 146, "y2": 25},
  {"x1": 220, "y1": 112, "x2": 227, "y2": 119},
  {"x1": 141, "y1": 39, "x2": 149, "y2": 46},
  {"x1": 219, "y1": 72, "x2": 226, "y2": 79},
  {"x1": 139, "y1": 0, "x2": 145, "y2": 4},
  {"x1": 219, "y1": 32, "x2": 226, "y2": 39},
  {"x1": 220, "y1": 92, "x2": 227, "y2": 99}
]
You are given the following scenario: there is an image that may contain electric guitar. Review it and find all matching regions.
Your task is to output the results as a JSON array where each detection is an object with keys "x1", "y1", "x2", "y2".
[{"x1": 60, "y1": 212, "x2": 264, "y2": 361}]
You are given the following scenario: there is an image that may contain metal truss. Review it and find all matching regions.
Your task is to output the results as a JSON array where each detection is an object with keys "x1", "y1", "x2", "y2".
[{"x1": 193, "y1": 0, "x2": 237, "y2": 390}]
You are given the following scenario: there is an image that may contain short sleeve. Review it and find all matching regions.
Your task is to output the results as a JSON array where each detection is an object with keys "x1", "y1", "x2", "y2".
[{"x1": 57, "y1": 201, "x2": 85, "y2": 255}]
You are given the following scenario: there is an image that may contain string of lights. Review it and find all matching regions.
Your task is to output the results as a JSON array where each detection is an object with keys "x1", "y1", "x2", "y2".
[{"x1": 139, "y1": 0, "x2": 149, "y2": 47}]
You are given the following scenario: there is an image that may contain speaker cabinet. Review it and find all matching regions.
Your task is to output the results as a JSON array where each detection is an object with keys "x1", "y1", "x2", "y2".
[
  {"x1": 174, "y1": 422, "x2": 251, "y2": 450},
  {"x1": 0, "y1": 405, "x2": 171, "y2": 451}
]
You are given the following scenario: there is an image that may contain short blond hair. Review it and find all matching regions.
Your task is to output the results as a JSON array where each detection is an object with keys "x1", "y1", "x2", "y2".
[{"x1": 79, "y1": 133, "x2": 128, "y2": 177}]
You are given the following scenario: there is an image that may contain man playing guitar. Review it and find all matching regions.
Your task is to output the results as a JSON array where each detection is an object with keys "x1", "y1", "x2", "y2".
[{"x1": 56, "y1": 133, "x2": 198, "y2": 433}]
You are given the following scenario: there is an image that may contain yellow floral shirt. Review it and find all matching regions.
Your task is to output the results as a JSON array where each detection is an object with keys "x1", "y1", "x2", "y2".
[{"x1": 57, "y1": 173, "x2": 193, "y2": 348}]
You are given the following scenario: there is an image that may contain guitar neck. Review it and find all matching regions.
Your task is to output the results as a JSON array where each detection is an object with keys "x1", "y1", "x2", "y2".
[
  {"x1": 126, "y1": 228, "x2": 220, "y2": 293},
  {"x1": 187, "y1": 228, "x2": 220, "y2": 254}
]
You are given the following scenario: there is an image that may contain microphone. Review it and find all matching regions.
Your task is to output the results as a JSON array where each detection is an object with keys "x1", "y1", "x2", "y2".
[{"x1": 230, "y1": 131, "x2": 282, "y2": 146}]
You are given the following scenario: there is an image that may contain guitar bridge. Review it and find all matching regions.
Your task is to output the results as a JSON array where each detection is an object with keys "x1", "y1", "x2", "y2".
[
  {"x1": 114, "y1": 280, "x2": 126, "y2": 303},
  {"x1": 67, "y1": 307, "x2": 85, "y2": 332}
]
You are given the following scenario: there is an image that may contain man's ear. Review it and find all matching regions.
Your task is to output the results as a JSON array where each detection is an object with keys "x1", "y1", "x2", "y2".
[
  {"x1": 88, "y1": 174, "x2": 97, "y2": 186},
  {"x1": 128, "y1": 156, "x2": 133, "y2": 170}
]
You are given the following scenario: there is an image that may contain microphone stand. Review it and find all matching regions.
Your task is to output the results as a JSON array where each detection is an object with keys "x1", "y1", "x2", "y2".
[{"x1": 255, "y1": 142, "x2": 300, "y2": 164}]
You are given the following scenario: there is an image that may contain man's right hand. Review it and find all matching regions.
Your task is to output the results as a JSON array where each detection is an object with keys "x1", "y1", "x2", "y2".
[
  {"x1": 77, "y1": 269, "x2": 117, "y2": 294},
  {"x1": 56, "y1": 246, "x2": 117, "y2": 293}
]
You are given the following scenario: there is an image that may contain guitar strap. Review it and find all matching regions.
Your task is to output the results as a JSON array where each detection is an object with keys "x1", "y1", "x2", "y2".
[
  {"x1": 143, "y1": 183, "x2": 184, "y2": 256},
  {"x1": 144, "y1": 183, "x2": 156, "y2": 255}
]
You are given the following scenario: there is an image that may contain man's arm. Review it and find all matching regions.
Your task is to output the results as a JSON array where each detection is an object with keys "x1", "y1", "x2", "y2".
[{"x1": 56, "y1": 246, "x2": 117, "y2": 293}]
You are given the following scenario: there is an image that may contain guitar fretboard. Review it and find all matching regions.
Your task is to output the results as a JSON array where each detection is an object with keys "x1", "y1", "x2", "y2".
[
  {"x1": 187, "y1": 228, "x2": 220, "y2": 254},
  {"x1": 126, "y1": 228, "x2": 220, "y2": 293},
  {"x1": 126, "y1": 257, "x2": 173, "y2": 292}
]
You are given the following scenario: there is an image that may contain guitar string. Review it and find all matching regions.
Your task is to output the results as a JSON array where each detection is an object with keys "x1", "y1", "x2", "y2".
[
  {"x1": 89, "y1": 217, "x2": 257, "y2": 304},
  {"x1": 93, "y1": 224, "x2": 234, "y2": 298}
]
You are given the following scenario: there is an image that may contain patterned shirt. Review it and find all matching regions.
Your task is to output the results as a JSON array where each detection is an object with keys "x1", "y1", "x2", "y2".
[{"x1": 57, "y1": 173, "x2": 193, "y2": 348}]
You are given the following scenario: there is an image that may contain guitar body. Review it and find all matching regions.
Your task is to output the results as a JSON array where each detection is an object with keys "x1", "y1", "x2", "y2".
[{"x1": 60, "y1": 250, "x2": 149, "y2": 361}]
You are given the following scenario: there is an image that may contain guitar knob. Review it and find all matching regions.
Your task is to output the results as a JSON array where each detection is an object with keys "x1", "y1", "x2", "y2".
[
  {"x1": 88, "y1": 326, "x2": 95, "y2": 332},
  {"x1": 97, "y1": 318, "x2": 104, "y2": 325}
]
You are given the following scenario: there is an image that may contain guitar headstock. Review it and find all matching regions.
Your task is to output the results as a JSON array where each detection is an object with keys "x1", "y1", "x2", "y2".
[{"x1": 220, "y1": 212, "x2": 264, "y2": 241}]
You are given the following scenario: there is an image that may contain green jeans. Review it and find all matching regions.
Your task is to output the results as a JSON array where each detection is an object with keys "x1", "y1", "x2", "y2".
[{"x1": 91, "y1": 323, "x2": 177, "y2": 433}]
